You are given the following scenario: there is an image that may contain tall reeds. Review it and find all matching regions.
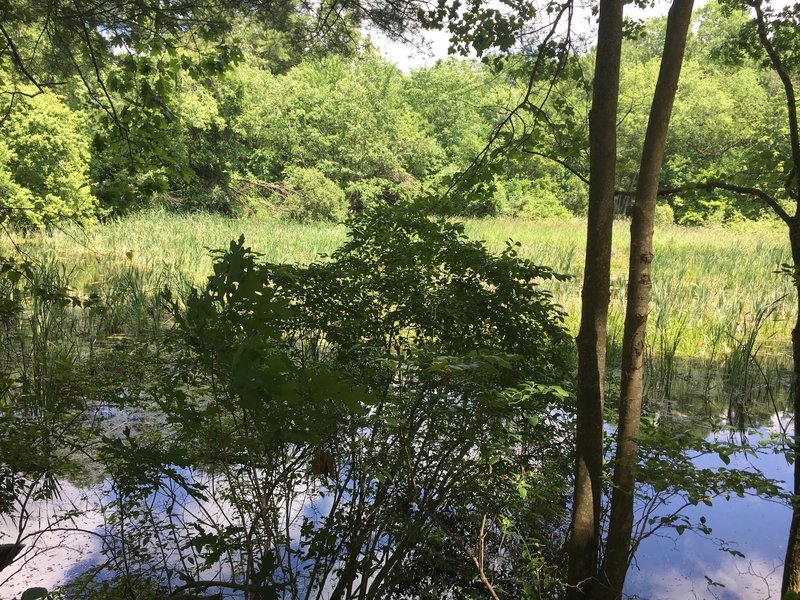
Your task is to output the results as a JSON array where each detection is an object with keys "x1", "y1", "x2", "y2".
[{"x1": 4, "y1": 212, "x2": 793, "y2": 411}]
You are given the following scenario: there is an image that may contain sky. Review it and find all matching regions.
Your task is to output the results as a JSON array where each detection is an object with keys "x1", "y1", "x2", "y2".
[{"x1": 368, "y1": 0, "x2": 690, "y2": 72}]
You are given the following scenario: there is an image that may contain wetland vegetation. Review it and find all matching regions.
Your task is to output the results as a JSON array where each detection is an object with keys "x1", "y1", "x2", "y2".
[
  {"x1": 2, "y1": 0, "x2": 800, "y2": 597},
  {"x1": 0, "y1": 210, "x2": 794, "y2": 598}
]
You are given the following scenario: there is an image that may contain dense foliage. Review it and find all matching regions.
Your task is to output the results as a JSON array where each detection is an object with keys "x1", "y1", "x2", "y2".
[
  {"x1": 0, "y1": 2, "x2": 789, "y2": 227},
  {"x1": 0, "y1": 92, "x2": 97, "y2": 227},
  {"x1": 1, "y1": 0, "x2": 799, "y2": 598},
  {"x1": 0, "y1": 210, "x2": 790, "y2": 598},
  {"x1": 0, "y1": 206, "x2": 579, "y2": 597}
]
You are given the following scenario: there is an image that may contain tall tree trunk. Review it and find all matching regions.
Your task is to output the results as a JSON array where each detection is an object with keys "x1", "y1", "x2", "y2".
[
  {"x1": 783, "y1": 224, "x2": 800, "y2": 593},
  {"x1": 594, "y1": 1, "x2": 694, "y2": 597},
  {"x1": 747, "y1": 0, "x2": 800, "y2": 593},
  {"x1": 566, "y1": 0, "x2": 625, "y2": 595}
]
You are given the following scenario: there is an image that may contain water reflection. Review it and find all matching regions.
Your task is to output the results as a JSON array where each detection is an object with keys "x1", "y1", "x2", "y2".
[
  {"x1": 0, "y1": 483, "x2": 104, "y2": 597},
  {"x1": 624, "y1": 412, "x2": 793, "y2": 599},
  {"x1": 1, "y1": 383, "x2": 796, "y2": 598}
]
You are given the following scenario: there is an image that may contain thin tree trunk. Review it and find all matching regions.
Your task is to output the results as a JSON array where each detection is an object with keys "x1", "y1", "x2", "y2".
[
  {"x1": 783, "y1": 224, "x2": 800, "y2": 593},
  {"x1": 593, "y1": 1, "x2": 694, "y2": 598},
  {"x1": 748, "y1": 0, "x2": 800, "y2": 592},
  {"x1": 566, "y1": 0, "x2": 624, "y2": 595}
]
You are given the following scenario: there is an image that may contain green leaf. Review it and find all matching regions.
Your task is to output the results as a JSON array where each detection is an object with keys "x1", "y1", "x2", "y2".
[{"x1": 20, "y1": 588, "x2": 49, "y2": 600}]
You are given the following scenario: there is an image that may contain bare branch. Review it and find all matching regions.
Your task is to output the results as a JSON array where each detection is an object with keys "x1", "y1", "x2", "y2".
[
  {"x1": 615, "y1": 179, "x2": 792, "y2": 224},
  {"x1": 521, "y1": 148, "x2": 589, "y2": 185}
]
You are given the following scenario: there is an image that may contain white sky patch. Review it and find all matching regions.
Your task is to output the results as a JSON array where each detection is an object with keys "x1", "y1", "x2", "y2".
[
  {"x1": 368, "y1": 0, "x2": 695, "y2": 72},
  {"x1": 368, "y1": 27, "x2": 453, "y2": 72}
]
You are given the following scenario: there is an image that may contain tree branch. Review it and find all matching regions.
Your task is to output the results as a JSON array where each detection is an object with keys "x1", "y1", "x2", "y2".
[
  {"x1": 444, "y1": 0, "x2": 574, "y2": 197},
  {"x1": 615, "y1": 179, "x2": 792, "y2": 224},
  {"x1": 0, "y1": 21, "x2": 65, "y2": 95},
  {"x1": 0, "y1": 22, "x2": 47, "y2": 94},
  {"x1": 749, "y1": 0, "x2": 800, "y2": 209},
  {"x1": 522, "y1": 148, "x2": 589, "y2": 185}
]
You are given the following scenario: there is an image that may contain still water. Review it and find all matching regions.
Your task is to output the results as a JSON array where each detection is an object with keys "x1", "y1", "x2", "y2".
[
  {"x1": 0, "y1": 414, "x2": 795, "y2": 599},
  {"x1": 624, "y1": 412, "x2": 792, "y2": 600}
]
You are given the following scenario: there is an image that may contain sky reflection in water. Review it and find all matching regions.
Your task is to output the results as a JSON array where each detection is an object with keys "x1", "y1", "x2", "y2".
[
  {"x1": 0, "y1": 413, "x2": 795, "y2": 599},
  {"x1": 624, "y1": 413, "x2": 792, "y2": 600}
]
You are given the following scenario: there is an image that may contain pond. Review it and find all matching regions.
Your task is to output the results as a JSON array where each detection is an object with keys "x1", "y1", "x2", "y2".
[
  {"x1": 0, "y1": 407, "x2": 795, "y2": 599},
  {"x1": 623, "y1": 409, "x2": 793, "y2": 600},
  {"x1": 0, "y1": 483, "x2": 105, "y2": 597}
]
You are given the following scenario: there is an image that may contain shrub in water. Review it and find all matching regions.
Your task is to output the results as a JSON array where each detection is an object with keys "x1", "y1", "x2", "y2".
[{"x1": 100, "y1": 204, "x2": 575, "y2": 598}]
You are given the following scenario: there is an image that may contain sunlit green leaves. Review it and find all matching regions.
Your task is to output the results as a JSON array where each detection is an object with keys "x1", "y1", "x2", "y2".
[
  {"x1": 123, "y1": 203, "x2": 577, "y2": 596},
  {"x1": 0, "y1": 92, "x2": 97, "y2": 228}
]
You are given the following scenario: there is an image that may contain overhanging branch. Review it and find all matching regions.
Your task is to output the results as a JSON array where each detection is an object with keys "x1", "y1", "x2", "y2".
[
  {"x1": 521, "y1": 148, "x2": 589, "y2": 185},
  {"x1": 750, "y1": 0, "x2": 800, "y2": 203},
  {"x1": 444, "y1": 0, "x2": 575, "y2": 197},
  {"x1": 616, "y1": 179, "x2": 792, "y2": 225}
]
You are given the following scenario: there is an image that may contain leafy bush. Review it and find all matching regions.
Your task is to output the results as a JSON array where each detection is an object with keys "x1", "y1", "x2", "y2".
[
  {"x1": 673, "y1": 192, "x2": 750, "y2": 225},
  {"x1": 169, "y1": 182, "x2": 239, "y2": 215},
  {"x1": 555, "y1": 175, "x2": 589, "y2": 215},
  {"x1": 99, "y1": 205, "x2": 575, "y2": 598},
  {"x1": 344, "y1": 177, "x2": 417, "y2": 211},
  {"x1": 91, "y1": 160, "x2": 171, "y2": 216},
  {"x1": 494, "y1": 177, "x2": 572, "y2": 220},
  {"x1": 280, "y1": 166, "x2": 347, "y2": 222},
  {"x1": 0, "y1": 93, "x2": 97, "y2": 228},
  {"x1": 655, "y1": 202, "x2": 675, "y2": 225}
]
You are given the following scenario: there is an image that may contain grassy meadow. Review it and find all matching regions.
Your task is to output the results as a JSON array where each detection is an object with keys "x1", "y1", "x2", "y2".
[{"x1": 5, "y1": 210, "x2": 794, "y2": 404}]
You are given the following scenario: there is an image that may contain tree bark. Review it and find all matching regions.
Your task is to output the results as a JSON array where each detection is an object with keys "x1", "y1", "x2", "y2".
[
  {"x1": 566, "y1": 0, "x2": 625, "y2": 596},
  {"x1": 783, "y1": 224, "x2": 800, "y2": 594},
  {"x1": 593, "y1": 1, "x2": 694, "y2": 597},
  {"x1": 751, "y1": 0, "x2": 800, "y2": 590}
]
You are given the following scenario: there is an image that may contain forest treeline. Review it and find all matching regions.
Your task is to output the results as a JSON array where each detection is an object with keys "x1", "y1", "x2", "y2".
[{"x1": 0, "y1": 2, "x2": 788, "y2": 227}]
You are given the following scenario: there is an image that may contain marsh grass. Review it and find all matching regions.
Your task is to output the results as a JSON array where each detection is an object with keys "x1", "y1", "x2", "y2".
[
  {"x1": 4, "y1": 211, "x2": 794, "y2": 407},
  {"x1": 0, "y1": 210, "x2": 791, "y2": 599}
]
